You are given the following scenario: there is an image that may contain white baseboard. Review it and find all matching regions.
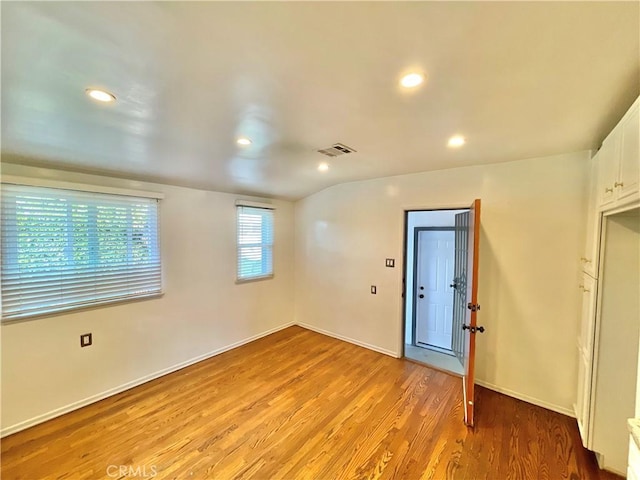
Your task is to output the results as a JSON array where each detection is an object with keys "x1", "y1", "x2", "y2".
[
  {"x1": 1, "y1": 322, "x2": 295, "y2": 438},
  {"x1": 475, "y1": 379, "x2": 575, "y2": 418},
  {"x1": 296, "y1": 322, "x2": 399, "y2": 358}
]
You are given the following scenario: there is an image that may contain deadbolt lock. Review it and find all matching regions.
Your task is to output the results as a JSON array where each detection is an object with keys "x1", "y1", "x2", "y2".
[{"x1": 467, "y1": 303, "x2": 481, "y2": 312}]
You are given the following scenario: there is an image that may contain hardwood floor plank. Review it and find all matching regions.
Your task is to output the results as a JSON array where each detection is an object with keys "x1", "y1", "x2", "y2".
[{"x1": 1, "y1": 326, "x2": 621, "y2": 480}]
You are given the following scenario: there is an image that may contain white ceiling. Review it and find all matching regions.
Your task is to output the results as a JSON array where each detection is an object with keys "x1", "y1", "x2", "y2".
[{"x1": 2, "y1": 1, "x2": 639, "y2": 200}]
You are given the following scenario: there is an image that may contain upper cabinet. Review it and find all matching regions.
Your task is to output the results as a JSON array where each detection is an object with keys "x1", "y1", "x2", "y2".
[
  {"x1": 619, "y1": 104, "x2": 640, "y2": 202},
  {"x1": 597, "y1": 132, "x2": 619, "y2": 207},
  {"x1": 597, "y1": 97, "x2": 640, "y2": 210}
]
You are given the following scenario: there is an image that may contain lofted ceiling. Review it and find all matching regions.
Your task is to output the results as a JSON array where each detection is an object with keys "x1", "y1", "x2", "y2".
[{"x1": 1, "y1": 1, "x2": 639, "y2": 200}]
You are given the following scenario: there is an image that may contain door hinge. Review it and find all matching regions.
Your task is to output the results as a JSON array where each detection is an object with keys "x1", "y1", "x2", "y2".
[
  {"x1": 467, "y1": 303, "x2": 481, "y2": 312},
  {"x1": 462, "y1": 324, "x2": 485, "y2": 334}
]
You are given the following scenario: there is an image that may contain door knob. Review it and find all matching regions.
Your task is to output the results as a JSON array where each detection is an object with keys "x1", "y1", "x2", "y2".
[
  {"x1": 419, "y1": 294, "x2": 424, "y2": 299},
  {"x1": 463, "y1": 324, "x2": 485, "y2": 333},
  {"x1": 450, "y1": 282, "x2": 458, "y2": 289}
]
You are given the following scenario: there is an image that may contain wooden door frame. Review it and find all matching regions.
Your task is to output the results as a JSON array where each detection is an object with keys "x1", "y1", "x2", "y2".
[{"x1": 411, "y1": 226, "x2": 456, "y2": 349}]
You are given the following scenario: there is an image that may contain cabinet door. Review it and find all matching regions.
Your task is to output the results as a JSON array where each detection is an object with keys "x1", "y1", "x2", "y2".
[
  {"x1": 630, "y1": 437, "x2": 640, "y2": 480},
  {"x1": 618, "y1": 103, "x2": 639, "y2": 202},
  {"x1": 576, "y1": 348, "x2": 592, "y2": 447},
  {"x1": 582, "y1": 156, "x2": 600, "y2": 278},
  {"x1": 580, "y1": 273, "x2": 597, "y2": 354},
  {"x1": 597, "y1": 131, "x2": 620, "y2": 207}
]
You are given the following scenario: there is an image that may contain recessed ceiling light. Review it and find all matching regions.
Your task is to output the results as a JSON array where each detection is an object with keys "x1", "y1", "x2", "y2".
[
  {"x1": 85, "y1": 88, "x2": 116, "y2": 103},
  {"x1": 318, "y1": 162, "x2": 329, "y2": 172},
  {"x1": 448, "y1": 135, "x2": 466, "y2": 148},
  {"x1": 236, "y1": 137, "x2": 252, "y2": 146},
  {"x1": 400, "y1": 73, "x2": 425, "y2": 89}
]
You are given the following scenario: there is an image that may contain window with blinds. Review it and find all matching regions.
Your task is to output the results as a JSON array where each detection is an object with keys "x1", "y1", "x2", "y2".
[
  {"x1": 1, "y1": 184, "x2": 162, "y2": 320},
  {"x1": 236, "y1": 205, "x2": 274, "y2": 281}
]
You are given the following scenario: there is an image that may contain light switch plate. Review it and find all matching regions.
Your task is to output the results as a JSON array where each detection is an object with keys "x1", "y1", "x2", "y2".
[
  {"x1": 385, "y1": 258, "x2": 395, "y2": 268},
  {"x1": 371, "y1": 285, "x2": 377, "y2": 294},
  {"x1": 80, "y1": 333, "x2": 92, "y2": 347}
]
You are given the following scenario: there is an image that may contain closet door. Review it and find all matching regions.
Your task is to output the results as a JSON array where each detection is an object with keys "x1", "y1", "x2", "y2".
[
  {"x1": 576, "y1": 253, "x2": 597, "y2": 448},
  {"x1": 581, "y1": 156, "x2": 601, "y2": 278},
  {"x1": 579, "y1": 273, "x2": 597, "y2": 354}
]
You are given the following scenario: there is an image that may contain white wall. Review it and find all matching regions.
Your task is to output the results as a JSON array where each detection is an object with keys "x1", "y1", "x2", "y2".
[
  {"x1": 294, "y1": 151, "x2": 589, "y2": 414},
  {"x1": 0, "y1": 163, "x2": 295, "y2": 435},
  {"x1": 404, "y1": 210, "x2": 464, "y2": 344}
]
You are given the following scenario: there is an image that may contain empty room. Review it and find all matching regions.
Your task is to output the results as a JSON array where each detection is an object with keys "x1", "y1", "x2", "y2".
[{"x1": 1, "y1": 2, "x2": 639, "y2": 479}]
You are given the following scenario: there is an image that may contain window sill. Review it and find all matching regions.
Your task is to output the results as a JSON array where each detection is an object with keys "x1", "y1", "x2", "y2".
[{"x1": 235, "y1": 275, "x2": 274, "y2": 285}]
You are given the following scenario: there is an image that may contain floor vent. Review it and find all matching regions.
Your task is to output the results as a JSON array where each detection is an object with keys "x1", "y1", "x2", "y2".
[{"x1": 317, "y1": 143, "x2": 357, "y2": 157}]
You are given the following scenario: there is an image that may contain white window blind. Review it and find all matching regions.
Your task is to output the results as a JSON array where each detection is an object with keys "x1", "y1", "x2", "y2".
[
  {"x1": 237, "y1": 205, "x2": 274, "y2": 281},
  {"x1": 1, "y1": 184, "x2": 161, "y2": 320}
]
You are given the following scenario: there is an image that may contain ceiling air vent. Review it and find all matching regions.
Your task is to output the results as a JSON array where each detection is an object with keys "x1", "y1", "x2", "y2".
[{"x1": 317, "y1": 143, "x2": 357, "y2": 157}]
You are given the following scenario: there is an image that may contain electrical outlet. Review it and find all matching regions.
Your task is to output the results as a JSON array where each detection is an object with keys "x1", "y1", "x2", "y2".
[
  {"x1": 385, "y1": 258, "x2": 395, "y2": 268},
  {"x1": 80, "y1": 333, "x2": 92, "y2": 347},
  {"x1": 371, "y1": 285, "x2": 377, "y2": 294}
]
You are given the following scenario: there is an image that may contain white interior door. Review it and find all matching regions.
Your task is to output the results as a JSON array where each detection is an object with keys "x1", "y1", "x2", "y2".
[{"x1": 415, "y1": 229, "x2": 455, "y2": 350}]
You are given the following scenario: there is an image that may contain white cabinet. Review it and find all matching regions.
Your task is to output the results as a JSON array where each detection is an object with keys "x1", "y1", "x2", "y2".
[
  {"x1": 575, "y1": 272, "x2": 597, "y2": 448},
  {"x1": 576, "y1": 95, "x2": 640, "y2": 459},
  {"x1": 597, "y1": 97, "x2": 640, "y2": 209},
  {"x1": 576, "y1": 347, "x2": 592, "y2": 447},
  {"x1": 579, "y1": 273, "x2": 597, "y2": 354},
  {"x1": 620, "y1": 104, "x2": 640, "y2": 202},
  {"x1": 581, "y1": 155, "x2": 601, "y2": 278},
  {"x1": 597, "y1": 133, "x2": 619, "y2": 207}
]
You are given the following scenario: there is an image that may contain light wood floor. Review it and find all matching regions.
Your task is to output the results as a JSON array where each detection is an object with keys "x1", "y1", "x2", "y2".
[{"x1": 1, "y1": 326, "x2": 621, "y2": 480}]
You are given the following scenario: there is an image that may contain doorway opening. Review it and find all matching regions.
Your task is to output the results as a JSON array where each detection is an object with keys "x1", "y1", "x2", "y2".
[{"x1": 403, "y1": 209, "x2": 467, "y2": 375}]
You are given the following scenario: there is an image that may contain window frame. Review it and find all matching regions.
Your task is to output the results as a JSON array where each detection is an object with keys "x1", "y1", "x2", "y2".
[
  {"x1": 0, "y1": 177, "x2": 164, "y2": 322},
  {"x1": 235, "y1": 201, "x2": 275, "y2": 283}
]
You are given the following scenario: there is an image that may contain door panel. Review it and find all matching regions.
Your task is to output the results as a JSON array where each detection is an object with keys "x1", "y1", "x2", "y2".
[
  {"x1": 579, "y1": 273, "x2": 597, "y2": 356},
  {"x1": 451, "y1": 213, "x2": 468, "y2": 363},
  {"x1": 576, "y1": 346, "x2": 591, "y2": 447},
  {"x1": 415, "y1": 230, "x2": 455, "y2": 350}
]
